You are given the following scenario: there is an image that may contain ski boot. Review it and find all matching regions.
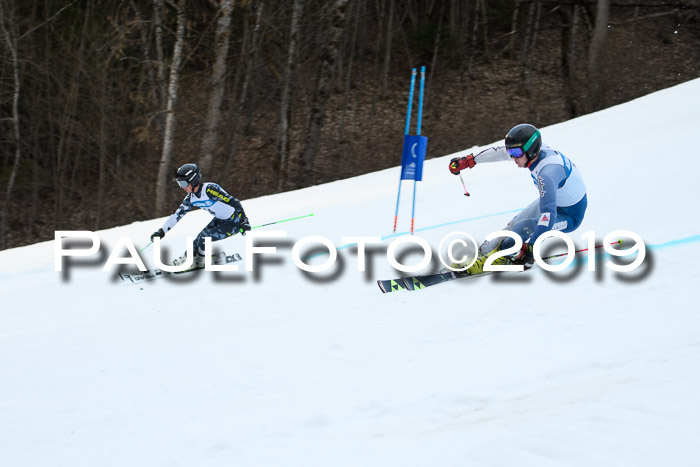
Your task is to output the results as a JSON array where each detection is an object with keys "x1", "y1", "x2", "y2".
[
  {"x1": 444, "y1": 243, "x2": 512, "y2": 276},
  {"x1": 172, "y1": 250, "x2": 206, "y2": 269}
]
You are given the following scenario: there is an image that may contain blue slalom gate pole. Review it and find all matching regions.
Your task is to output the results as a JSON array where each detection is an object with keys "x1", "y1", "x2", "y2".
[
  {"x1": 416, "y1": 66, "x2": 425, "y2": 136},
  {"x1": 410, "y1": 66, "x2": 426, "y2": 234},
  {"x1": 404, "y1": 69, "x2": 417, "y2": 135},
  {"x1": 394, "y1": 68, "x2": 417, "y2": 232}
]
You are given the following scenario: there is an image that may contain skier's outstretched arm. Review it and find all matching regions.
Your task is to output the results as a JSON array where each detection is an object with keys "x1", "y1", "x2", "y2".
[
  {"x1": 151, "y1": 199, "x2": 193, "y2": 241},
  {"x1": 448, "y1": 146, "x2": 510, "y2": 174}
]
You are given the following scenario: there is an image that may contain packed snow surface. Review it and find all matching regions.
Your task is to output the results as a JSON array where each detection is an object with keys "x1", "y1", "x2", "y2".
[{"x1": 1, "y1": 79, "x2": 699, "y2": 467}]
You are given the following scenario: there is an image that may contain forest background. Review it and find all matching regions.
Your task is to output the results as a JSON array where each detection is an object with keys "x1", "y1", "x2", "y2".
[{"x1": 1, "y1": 0, "x2": 698, "y2": 250}]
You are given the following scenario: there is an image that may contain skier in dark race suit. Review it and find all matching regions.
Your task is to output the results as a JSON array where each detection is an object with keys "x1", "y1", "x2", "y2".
[{"x1": 150, "y1": 163, "x2": 251, "y2": 269}]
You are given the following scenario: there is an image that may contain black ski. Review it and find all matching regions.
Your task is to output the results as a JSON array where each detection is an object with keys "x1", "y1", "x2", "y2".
[
  {"x1": 377, "y1": 270, "x2": 499, "y2": 293},
  {"x1": 377, "y1": 242, "x2": 610, "y2": 293},
  {"x1": 119, "y1": 251, "x2": 242, "y2": 284}
]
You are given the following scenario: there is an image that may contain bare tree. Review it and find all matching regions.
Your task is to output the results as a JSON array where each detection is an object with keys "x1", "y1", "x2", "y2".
[
  {"x1": 199, "y1": 0, "x2": 234, "y2": 176},
  {"x1": 95, "y1": 63, "x2": 108, "y2": 230},
  {"x1": 478, "y1": 0, "x2": 489, "y2": 61},
  {"x1": 0, "y1": 0, "x2": 22, "y2": 249},
  {"x1": 154, "y1": 0, "x2": 186, "y2": 216},
  {"x1": 464, "y1": 0, "x2": 481, "y2": 106},
  {"x1": 560, "y1": 3, "x2": 583, "y2": 117},
  {"x1": 130, "y1": 0, "x2": 161, "y2": 130},
  {"x1": 449, "y1": 0, "x2": 460, "y2": 39},
  {"x1": 48, "y1": 2, "x2": 91, "y2": 227},
  {"x1": 224, "y1": 0, "x2": 265, "y2": 178},
  {"x1": 588, "y1": 0, "x2": 611, "y2": 111},
  {"x1": 293, "y1": 0, "x2": 351, "y2": 187},
  {"x1": 338, "y1": 0, "x2": 361, "y2": 144},
  {"x1": 519, "y1": 0, "x2": 541, "y2": 99},
  {"x1": 277, "y1": 0, "x2": 303, "y2": 190},
  {"x1": 381, "y1": 0, "x2": 395, "y2": 98},
  {"x1": 426, "y1": 1, "x2": 445, "y2": 112},
  {"x1": 153, "y1": 0, "x2": 168, "y2": 117}
]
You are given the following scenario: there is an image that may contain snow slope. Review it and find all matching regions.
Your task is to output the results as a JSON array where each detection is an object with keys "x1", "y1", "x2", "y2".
[{"x1": 1, "y1": 79, "x2": 700, "y2": 467}]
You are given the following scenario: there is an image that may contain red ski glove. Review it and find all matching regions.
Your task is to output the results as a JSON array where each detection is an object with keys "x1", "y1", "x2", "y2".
[{"x1": 449, "y1": 155, "x2": 476, "y2": 174}]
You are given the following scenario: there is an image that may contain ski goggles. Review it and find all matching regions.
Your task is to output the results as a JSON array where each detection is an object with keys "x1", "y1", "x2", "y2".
[
  {"x1": 176, "y1": 179, "x2": 190, "y2": 188},
  {"x1": 507, "y1": 147, "x2": 525, "y2": 158}
]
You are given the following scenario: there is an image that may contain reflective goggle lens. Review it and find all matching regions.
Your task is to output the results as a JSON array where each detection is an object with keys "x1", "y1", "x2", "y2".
[
  {"x1": 176, "y1": 179, "x2": 189, "y2": 188},
  {"x1": 507, "y1": 147, "x2": 524, "y2": 158}
]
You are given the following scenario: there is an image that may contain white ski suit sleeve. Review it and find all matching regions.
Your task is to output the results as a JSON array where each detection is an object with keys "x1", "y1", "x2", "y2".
[{"x1": 473, "y1": 146, "x2": 511, "y2": 164}]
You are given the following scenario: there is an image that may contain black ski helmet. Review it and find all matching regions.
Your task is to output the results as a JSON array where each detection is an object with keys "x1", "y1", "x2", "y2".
[
  {"x1": 175, "y1": 163, "x2": 201, "y2": 187},
  {"x1": 505, "y1": 124, "x2": 542, "y2": 162}
]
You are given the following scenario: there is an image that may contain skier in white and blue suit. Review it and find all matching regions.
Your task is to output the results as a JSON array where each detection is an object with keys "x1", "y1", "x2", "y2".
[
  {"x1": 150, "y1": 163, "x2": 251, "y2": 268},
  {"x1": 448, "y1": 123, "x2": 587, "y2": 273}
]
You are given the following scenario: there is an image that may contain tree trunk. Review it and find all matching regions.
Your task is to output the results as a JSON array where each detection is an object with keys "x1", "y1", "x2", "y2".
[
  {"x1": 155, "y1": 0, "x2": 186, "y2": 216},
  {"x1": 277, "y1": 0, "x2": 303, "y2": 191},
  {"x1": 153, "y1": 0, "x2": 168, "y2": 118},
  {"x1": 426, "y1": 2, "x2": 445, "y2": 112},
  {"x1": 381, "y1": 0, "x2": 394, "y2": 99},
  {"x1": 560, "y1": 4, "x2": 582, "y2": 118},
  {"x1": 587, "y1": 0, "x2": 610, "y2": 112},
  {"x1": 223, "y1": 0, "x2": 264, "y2": 179},
  {"x1": 96, "y1": 65, "x2": 108, "y2": 230},
  {"x1": 503, "y1": 0, "x2": 522, "y2": 57},
  {"x1": 464, "y1": 0, "x2": 480, "y2": 106},
  {"x1": 130, "y1": 0, "x2": 161, "y2": 130},
  {"x1": 338, "y1": 0, "x2": 361, "y2": 144},
  {"x1": 0, "y1": 0, "x2": 22, "y2": 249},
  {"x1": 449, "y1": 0, "x2": 459, "y2": 40},
  {"x1": 295, "y1": 0, "x2": 351, "y2": 187},
  {"x1": 519, "y1": 0, "x2": 538, "y2": 98},
  {"x1": 199, "y1": 0, "x2": 234, "y2": 176},
  {"x1": 367, "y1": 0, "x2": 386, "y2": 149},
  {"x1": 479, "y1": 0, "x2": 490, "y2": 61},
  {"x1": 54, "y1": 2, "x2": 90, "y2": 228}
]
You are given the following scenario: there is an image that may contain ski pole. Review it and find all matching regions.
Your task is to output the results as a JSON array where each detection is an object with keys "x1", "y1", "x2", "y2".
[
  {"x1": 542, "y1": 239, "x2": 622, "y2": 261},
  {"x1": 252, "y1": 213, "x2": 314, "y2": 229},
  {"x1": 458, "y1": 172, "x2": 470, "y2": 197},
  {"x1": 139, "y1": 213, "x2": 314, "y2": 252}
]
